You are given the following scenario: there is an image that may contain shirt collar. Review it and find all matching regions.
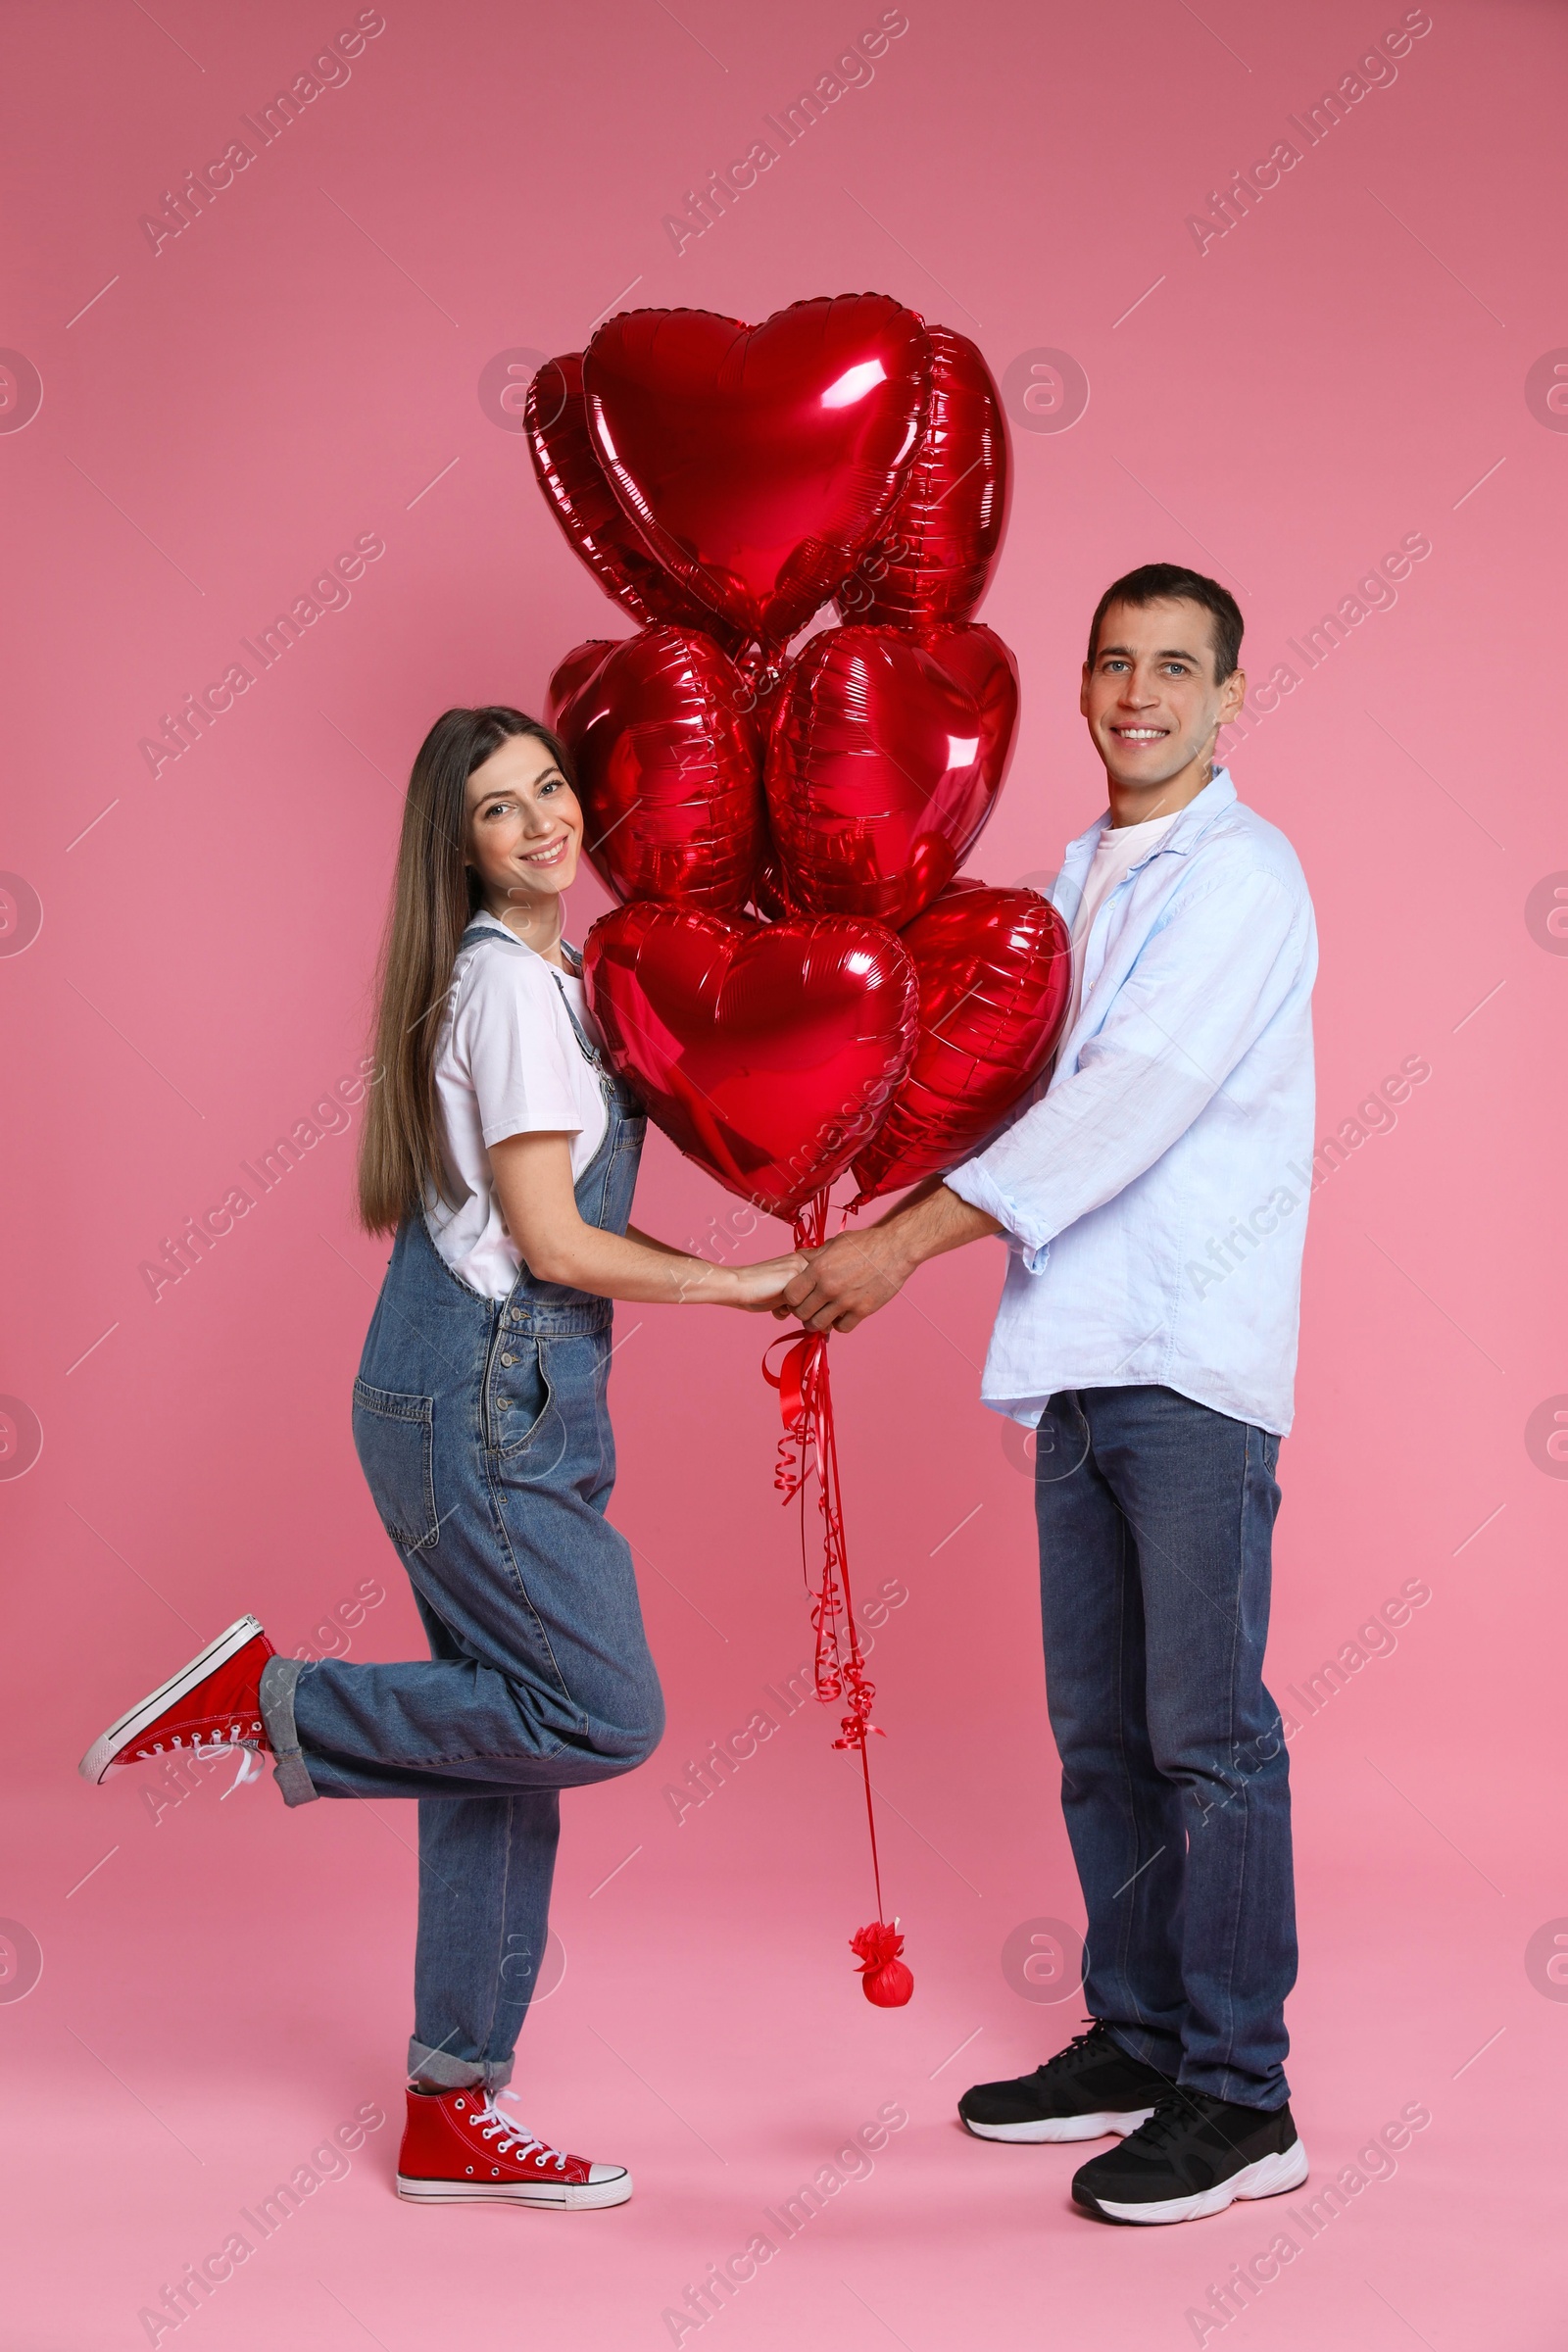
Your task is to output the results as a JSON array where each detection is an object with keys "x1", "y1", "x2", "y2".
[
  {"x1": 1064, "y1": 766, "x2": 1238, "y2": 870},
  {"x1": 467, "y1": 907, "x2": 581, "y2": 970},
  {"x1": 1159, "y1": 766, "x2": 1237, "y2": 855}
]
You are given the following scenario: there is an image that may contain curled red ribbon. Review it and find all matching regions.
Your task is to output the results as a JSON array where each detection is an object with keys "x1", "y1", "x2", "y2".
[{"x1": 761, "y1": 1189, "x2": 895, "y2": 1954}]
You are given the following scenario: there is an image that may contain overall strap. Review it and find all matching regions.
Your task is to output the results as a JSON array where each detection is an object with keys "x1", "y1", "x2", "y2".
[{"x1": 458, "y1": 921, "x2": 602, "y2": 1072}]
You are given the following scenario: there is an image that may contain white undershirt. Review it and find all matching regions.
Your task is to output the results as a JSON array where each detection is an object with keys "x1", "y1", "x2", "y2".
[
  {"x1": 1060, "y1": 809, "x2": 1181, "y2": 1040},
  {"x1": 423, "y1": 911, "x2": 609, "y2": 1299}
]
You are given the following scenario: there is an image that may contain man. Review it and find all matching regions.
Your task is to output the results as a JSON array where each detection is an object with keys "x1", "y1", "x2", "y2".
[{"x1": 782, "y1": 563, "x2": 1317, "y2": 2226}]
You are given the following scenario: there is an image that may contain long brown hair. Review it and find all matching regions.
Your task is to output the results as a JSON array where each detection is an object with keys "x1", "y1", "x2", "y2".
[{"x1": 357, "y1": 706, "x2": 574, "y2": 1234}]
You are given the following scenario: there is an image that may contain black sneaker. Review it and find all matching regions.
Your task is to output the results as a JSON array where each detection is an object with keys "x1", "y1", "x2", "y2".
[
  {"x1": 1071, "y1": 2086, "x2": 1308, "y2": 2223},
  {"x1": 958, "y1": 2019, "x2": 1176, "y2": 2144}
]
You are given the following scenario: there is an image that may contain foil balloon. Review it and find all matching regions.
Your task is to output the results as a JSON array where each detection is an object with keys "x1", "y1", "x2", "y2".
[
  {"x1": 765, "y1": 622, "x2": 1019, "y2": 927},
  {"x1": 549, "y1": 627, "x2": 766, "y2": 911},
  {"x1": 750, "y1": 858, "x2": 794, "y2": 920},
  {"x1": 842, "y1": 327, "x2": 1010, "y2": 627},
  {"x1": 525, "y1": 353, "x2": 743, "y2": 647},
  {"x1": 584, "y1": 903, "x2": 917, "y2": 1220},
  {"x1": 851, "y1": 880, "x2": 1072, "y2": 1204},
  {"x1": 549, "y1": 635, "x2": 616, "y2": 714},
  {"x1": 582, "y1": 296, "x2": 931, "y2": 649}
]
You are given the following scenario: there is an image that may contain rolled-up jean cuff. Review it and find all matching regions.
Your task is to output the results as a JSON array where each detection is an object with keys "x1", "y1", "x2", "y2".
[
  {"x1": 259, "y1": 1656, "x2": 321, "y2": 1809},
  {"x1": 409, "y1": 2040, "x2": 514, "y2": 2093}
]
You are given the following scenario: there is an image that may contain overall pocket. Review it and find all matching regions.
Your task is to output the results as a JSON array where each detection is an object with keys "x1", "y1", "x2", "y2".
[
  {"x1": 489, "y1": 1336, "x2": 555, "y2": 1453},
  {"x1": 489, "y1": 1337, "x2": 571, "y2": 1482},
  {"x1": 352, "y1": 1380, "x2": 439, "y2": 1549}
]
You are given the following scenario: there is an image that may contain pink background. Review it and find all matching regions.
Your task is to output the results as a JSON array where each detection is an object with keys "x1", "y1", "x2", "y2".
[{"x1": 3, "y1": 0, "x2": 1565, "y2": 2343}]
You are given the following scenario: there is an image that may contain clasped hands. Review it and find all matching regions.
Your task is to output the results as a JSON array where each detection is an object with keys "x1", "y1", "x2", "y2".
[
  {"x1": 763, "y1": 1182, "x2": 1001, "y2": 1332},
  {"x1": 772, "y1": 1227, "x2": 913, "y2": 1335}
]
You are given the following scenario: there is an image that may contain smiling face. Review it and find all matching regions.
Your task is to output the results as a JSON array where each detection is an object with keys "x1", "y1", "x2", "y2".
[
  {"x1": 464, "y1": 731, "x2": 584, "y2": 943},
  {"x1": 1081, "y1": 596, "x2": 1246, "y2": 819}
]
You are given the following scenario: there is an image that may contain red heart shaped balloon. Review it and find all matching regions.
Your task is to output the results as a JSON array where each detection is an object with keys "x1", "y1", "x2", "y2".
[
  {"x1": 583, "y1": 296, "x2": 931, "y2": 649},
  {"x1": 750, "y1": 858, "x2": 793, "y2": 920},
  {"x1": 765, "y1": 623, "x2": 1019, "y2": 927},
  {"x1": 525, "y1": 353, "x2": 743, "y2": 647},
  {"x1": 584, "y1": 903, "x2": 917, "y2": 1220},
  {"x1": 549, "y1": 627, "x2": 766, "y2": 911},
  {"x1": 851, "y1": 881, "x2": 1071, "y2": 1204},
  {"x1": 841, "y1": 327, "x2": 1011, "y2": 627},
  {"x1": 549, "y1": 635, "x2": 616, "y2": 713}
]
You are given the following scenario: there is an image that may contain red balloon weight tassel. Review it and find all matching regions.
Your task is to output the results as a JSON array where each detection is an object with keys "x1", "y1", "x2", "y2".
[
  {"x1": 763, "y1": 1190, "x2": 913, "y2": 2006},
  {"x1": 851, "y1": 1921, "x2": 915, "y2": 2008}
]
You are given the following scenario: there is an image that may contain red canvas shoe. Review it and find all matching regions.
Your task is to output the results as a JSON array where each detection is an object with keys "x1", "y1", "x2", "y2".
[
  {"x1": 396, "y1": 2083, "x2": 632, "y2": 2209},
  {"x1": 78, "y1": 1615, "x2": 274, "y2": 1785}
]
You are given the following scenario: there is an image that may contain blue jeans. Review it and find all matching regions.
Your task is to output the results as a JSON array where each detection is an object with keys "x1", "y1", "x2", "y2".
[
  {"x1": 1035, "y1": 1386, "x2": 1296, "y2": 2108},
  {"x1": 259, "y1": 936, "x2": 661, "y2": 2094}
]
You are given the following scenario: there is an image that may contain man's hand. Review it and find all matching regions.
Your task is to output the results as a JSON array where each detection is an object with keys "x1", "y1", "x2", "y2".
[
  {"x1": 777, "y1": 1183, "x2": 1004, "y2": 1333},
  {"x1": 779, "y1": 1227, "x2": 912, "y2": 1333}
]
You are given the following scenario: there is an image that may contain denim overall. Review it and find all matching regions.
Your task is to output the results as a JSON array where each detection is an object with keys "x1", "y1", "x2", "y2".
[{"x1": 259, "y1": 929, "x2": 662, "y2": 2092}]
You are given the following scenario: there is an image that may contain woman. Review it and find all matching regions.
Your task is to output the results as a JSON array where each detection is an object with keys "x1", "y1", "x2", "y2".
[{"x1": 80, "y1": 706, "x2": 803, "y2": 2208}]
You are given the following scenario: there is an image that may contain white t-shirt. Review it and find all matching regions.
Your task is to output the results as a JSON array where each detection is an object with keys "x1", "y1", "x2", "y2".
[
  {"x1": 423, "y1": 911, "x2": 609, "y2": 1299},
  {"x1": 1060, "y1": 809, "x2": 1181, "y2": 1040}
]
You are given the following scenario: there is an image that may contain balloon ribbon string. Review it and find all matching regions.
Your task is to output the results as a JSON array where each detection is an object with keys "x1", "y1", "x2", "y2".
[{"x1": 760, "y1": 1188, "x2": 887, "y2": 1925}]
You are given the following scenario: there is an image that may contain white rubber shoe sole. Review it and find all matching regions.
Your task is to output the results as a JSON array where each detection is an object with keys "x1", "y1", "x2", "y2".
[
  {"x1": 1087, "y1": 2137, "x2": 1309, "y2": 2225},
  {"x1": 78, "y1": 1614, "x2": 265, "y2": 1785},
  {"x1": 963, "y1": 2106, "x2": 1157, "y2": 2143},
  {"x1": 396, "y1": 2167, "x2": 632, "y2": 2209}
]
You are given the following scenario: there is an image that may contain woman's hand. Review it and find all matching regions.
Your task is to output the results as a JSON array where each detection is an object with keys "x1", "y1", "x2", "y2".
[
  {"x1": 727, "y1": 1252, "x2": 809, "y2": 1310},
  {"x1": 489, "y1": 1135, "x2": 810, "y2": 1308}
]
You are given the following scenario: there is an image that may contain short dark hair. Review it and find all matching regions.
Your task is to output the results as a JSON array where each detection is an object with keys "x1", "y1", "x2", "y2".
[{"x1": 1087, "y1": 563, "x2": 1244, "y2": 682}]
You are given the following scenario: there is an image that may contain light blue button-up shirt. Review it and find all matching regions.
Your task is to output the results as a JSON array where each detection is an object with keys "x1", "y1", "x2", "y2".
[{"x1": 945, "y1": 770, "x2": 1317, "y2": 1437}]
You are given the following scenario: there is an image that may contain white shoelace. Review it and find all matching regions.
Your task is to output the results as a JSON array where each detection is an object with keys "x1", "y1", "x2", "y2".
[
  {"x1": 475, "y1": 2098, "x2": 567, "y2": 2171},
  {"x1": 183, "y1": 1734, "x2": 264, "y2": 1797},
  {"x1": 220, "y1": 1748, "x2": 265, "y2": 1796}
]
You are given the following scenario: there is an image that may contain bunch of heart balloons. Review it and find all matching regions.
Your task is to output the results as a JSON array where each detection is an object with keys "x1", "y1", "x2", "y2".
[
  {"x1": 524, "y1": 292, "x2": 1072, "y2": 1223},
  {"x1": 525, "y1": 293, "x2": 1074, "y2": 2004}
]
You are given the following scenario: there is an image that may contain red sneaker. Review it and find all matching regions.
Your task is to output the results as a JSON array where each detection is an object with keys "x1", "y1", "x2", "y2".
[
  {"x1": 78, "y1": 1615, "x2": 275, "y2": 1785},
  {"x1": 396, "y1": 2083, "x2": 632, "y2": 2209}
]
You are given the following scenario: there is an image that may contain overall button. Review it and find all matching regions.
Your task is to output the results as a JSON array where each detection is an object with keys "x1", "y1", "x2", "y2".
[
  {"x1": 497, "y1": 1398, "x2": 512, "y2": 1412},
  {"x1": 501, "y1": 1353, "x2": 515, "y2": 1366}
]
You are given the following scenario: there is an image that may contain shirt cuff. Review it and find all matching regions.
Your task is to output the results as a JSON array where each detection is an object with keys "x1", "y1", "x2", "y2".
[{"x1": 944, "y1": 1160, "x2": 1051, "y2": 1276}]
